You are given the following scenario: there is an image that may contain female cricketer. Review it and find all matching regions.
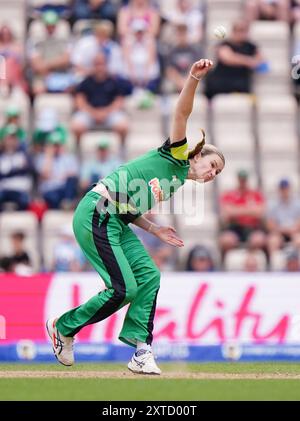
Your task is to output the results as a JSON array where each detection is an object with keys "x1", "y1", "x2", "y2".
[{"x1": 47, "y1": 59, "x2": 225, "y2": 375}]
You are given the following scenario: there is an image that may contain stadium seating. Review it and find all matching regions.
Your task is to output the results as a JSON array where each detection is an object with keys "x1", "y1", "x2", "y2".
[
  {"x1": 261, "y1": 158, "x2": 300, "y2": 196},
  {"x1": 207, "y1": 0, "x2": 242, "y2": 30},
  {"x1": 28, "y1": 18, "x2": 71, "y2": 42},
  {"x1": 212, "y1": 94, "x2": 255, "y2": 157},
  {"x1": 224, "y1": 248, "x2": 267, "y2": 271},
  {"x1": 270, "y1": 250, "x2": 286, "y2": 272},
  {"x1": 250, "y1": 21, "x2": 290, "y2": 95},
  {"x1": 0, "y1": 0, "x2": 25, "y2": 40},
  {"x1": 257, "y1": 95, "x2": 298, "y2": 158},
  {"x1": 80, "y1": 131, "x2": 120, "y2": 159},
  {"x1": 125, "y1": 96, "x2": 164, "y2": 160},
  {"x1": 33, "y1": 94, "x2": 74, "y2": 127},
  {"x1": 0, "y1": 89, "x2": 30, "y2": 129},
  {"x1": 217, "y1": 154, "x2": 258, "y2": 193},
  {"x1": 0, "y1": 211, "x2": 40, "y2": 272},
  {"x1": 29, "y1": 0, "x2": 70, "y2": 5},
  {"x1": 257, "y1": 95, "x2": 300, "y2": 195},
  {"x1": 41, "y1": 210, "x2": 74, "y2": 271}
]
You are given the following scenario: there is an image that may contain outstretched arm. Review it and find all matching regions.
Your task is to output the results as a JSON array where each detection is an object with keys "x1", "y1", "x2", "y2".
[
  {"x1": 170, "y1": 59, "x2": 214, "y2": 144},
  {"x1": 133, "y1": 216, "x2": 184, "y2": 248}
]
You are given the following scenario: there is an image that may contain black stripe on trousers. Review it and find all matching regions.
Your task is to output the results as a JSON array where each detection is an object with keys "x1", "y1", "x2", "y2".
[
  {"x1": 146, "y1": 289, "x2": 159, "y2": 345},
  {"x1": 69, "y1": 210, "x2": 127, "y2": 336}
]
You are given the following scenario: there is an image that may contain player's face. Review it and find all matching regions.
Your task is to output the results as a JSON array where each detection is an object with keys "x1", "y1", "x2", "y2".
[{"x1": 194, "y1": 153, "x2": 224, "y2": 183}]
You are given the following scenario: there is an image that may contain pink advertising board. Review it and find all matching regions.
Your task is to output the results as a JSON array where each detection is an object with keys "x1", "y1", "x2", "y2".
[{"x1": 1, "y1": 273, "x2": 300, "y2": 345}]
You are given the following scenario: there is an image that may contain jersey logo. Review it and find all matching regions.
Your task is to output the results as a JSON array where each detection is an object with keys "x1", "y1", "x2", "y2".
[{"x1": 148, "y1": 178, "x2": 164, "y2": 202}]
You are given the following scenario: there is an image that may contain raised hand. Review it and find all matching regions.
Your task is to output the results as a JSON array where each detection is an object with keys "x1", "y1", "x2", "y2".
[{"x1": 190, "y1": 59, "x2": 214, "y2": 81}]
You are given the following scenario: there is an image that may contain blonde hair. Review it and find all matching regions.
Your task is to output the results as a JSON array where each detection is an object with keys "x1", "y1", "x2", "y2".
[{"x1": 188, "y1": 129, "x2": 225, "y2": 166}]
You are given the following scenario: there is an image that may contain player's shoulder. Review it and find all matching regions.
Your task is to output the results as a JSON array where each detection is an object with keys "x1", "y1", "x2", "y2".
[
  {"x1": 158, "y1": 138, "x2": 189, "y2": 160},
  {"x1": 157, "y1": 138, "x2": 189, "y2": 167}
]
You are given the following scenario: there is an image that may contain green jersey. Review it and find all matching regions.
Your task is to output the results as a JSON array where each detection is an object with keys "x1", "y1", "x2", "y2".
[{"x1": 101, "y1": 138, "x2": 190, "y2": 223}]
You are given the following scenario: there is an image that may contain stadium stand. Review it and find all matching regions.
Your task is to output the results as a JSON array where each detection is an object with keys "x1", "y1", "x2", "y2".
[
  {"x1": 0, "y1": 211, "x2": 40, "y2": 271},
  {"x1": 41, "y1": 210, "x2": 74, "y2": 271}
]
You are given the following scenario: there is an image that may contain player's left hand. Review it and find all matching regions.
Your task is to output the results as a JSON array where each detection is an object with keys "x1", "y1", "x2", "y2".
[{"x1": 152, "y1": 226, "x2": 184, "y2": 248}]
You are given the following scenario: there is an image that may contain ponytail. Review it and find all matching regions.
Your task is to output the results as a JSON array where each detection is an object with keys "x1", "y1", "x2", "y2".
[
  {"x1": 187, "y1": 129, "x2": 206, "y2": 160},
  {"x1": 188, "y1": 128, "x2": 225, "y2": 166}
]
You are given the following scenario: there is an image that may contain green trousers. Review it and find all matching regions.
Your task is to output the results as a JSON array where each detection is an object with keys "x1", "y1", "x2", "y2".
[{"x1": 56, "y1": 191, "x2": 160, "y2": 347}]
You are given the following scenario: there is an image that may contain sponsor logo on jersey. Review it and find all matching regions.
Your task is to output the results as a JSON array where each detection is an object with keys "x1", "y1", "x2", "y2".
[{"x1": 148, "y1": 178, "x2": 164, "y2": 202}]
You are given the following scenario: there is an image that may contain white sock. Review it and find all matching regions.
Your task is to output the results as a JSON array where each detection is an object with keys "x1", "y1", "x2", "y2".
[{"x1": 136, "y1": 341, "x2": 152, "y2": 353}]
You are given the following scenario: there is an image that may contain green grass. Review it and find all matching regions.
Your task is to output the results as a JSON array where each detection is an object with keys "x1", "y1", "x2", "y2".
[
  {"x1": 1, "y1": 363, "x2": 300, "y2": 401},
  {"x1": 1, "y1": 378, "x2": 300, "y2": 401}
]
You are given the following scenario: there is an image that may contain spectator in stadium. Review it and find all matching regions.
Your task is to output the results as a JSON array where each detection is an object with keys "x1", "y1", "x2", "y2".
[
  {"x1": 0, "y1": 231, "x2": 33, "y2": 274},
  {"x1": 0, "y1": 125, "x2": 33, "y2": 211},
  {"x1": 33, "y1": 108, "x2": 67, "y2": 152},
  {"x1": 290, "y1": 232, "x2": 300, "y2": 258},
  {"x1": 245, "y1": 0, "x2": 289, "y2": 22},
  {"x1": 32, "y1": 109, "x2": 68, "y2": 208},
  {"x1": 204, "y1": 19, "x2": 264, "y2": 99},
  {"x1": 0, "y1": 106, "x2": 27, "y2": 146},
  {"x1": 72, "y1": 0, "x2": 117, "y2": 22},
  {"x1": 164, "y1": 23, "x2": 200, "y2": 93},
  {"x1": 247, "y1": 228, "x2": 269, "y2": 266},
  {"x1": 53, "y1": 225, "x2": 87, "y2": 272},
  {"x1": 224, "y1": 248, "x2": 267, "y2": 271},
  {"x1": 71, "y1": 20, "x2": 123, "y2": 80},
  {"x1": 242, "y1": 250, "x2": 263, "y2": 272},
  {"x1": 186, "y1": 245, "x2": 215, "y2": 272},
  {"x1": 28, "y1": 11, "x2": 74, "y2": 94},
  {"x1": 219, "y1": 169, "x2": 266, "y2": 260},
  {"x1": 121, "y1": 18, "x2": 160, "y2": 96},
  {"x1": 162, "y1": 0, "x2": 204, "y2": 44},
  {"x1": 35, "y1": 130, "x2": 79, "y2": 210},
  {"x1": 266, "y1": 179, "x2": 300, "y2": 253},
  {"x1": 117, "y1": 0, "x2": 161, "y2": 39},
  {"x1": 71, "y1": 53, "x2": 129, "y2": 151},
  {"x1": 283, "y1": 247, "x2": 300, "y2": 272},
  {"x1": 79, "y1": 137, "x2": 122, "y2": 193},
  {"x1": 0, "y1": 24, "x2": 28, "y2": 94}
]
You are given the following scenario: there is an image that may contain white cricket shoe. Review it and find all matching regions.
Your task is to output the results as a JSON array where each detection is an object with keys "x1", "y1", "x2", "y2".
[
  {"x1": 46, "y1": 318, "x2": 74, "y2": 366},
  {"x1": 128, "y1": 349, "x2": 161, "y2": 375}
]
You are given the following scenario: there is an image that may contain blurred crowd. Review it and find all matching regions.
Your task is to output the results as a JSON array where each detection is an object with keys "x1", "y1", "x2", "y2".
[{"x1": 1, "y1": 0, "x2": 300, "y2": 274}]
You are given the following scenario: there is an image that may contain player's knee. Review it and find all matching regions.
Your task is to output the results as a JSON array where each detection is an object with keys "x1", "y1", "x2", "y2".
[{"x1": 109, "y1": 287, "x2": 127, "y2": 306}]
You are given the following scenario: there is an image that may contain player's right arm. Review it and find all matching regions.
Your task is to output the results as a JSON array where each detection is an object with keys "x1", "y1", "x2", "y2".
[{"x1": 170, "y1": 59, "x2": 213, "y2": 144}]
